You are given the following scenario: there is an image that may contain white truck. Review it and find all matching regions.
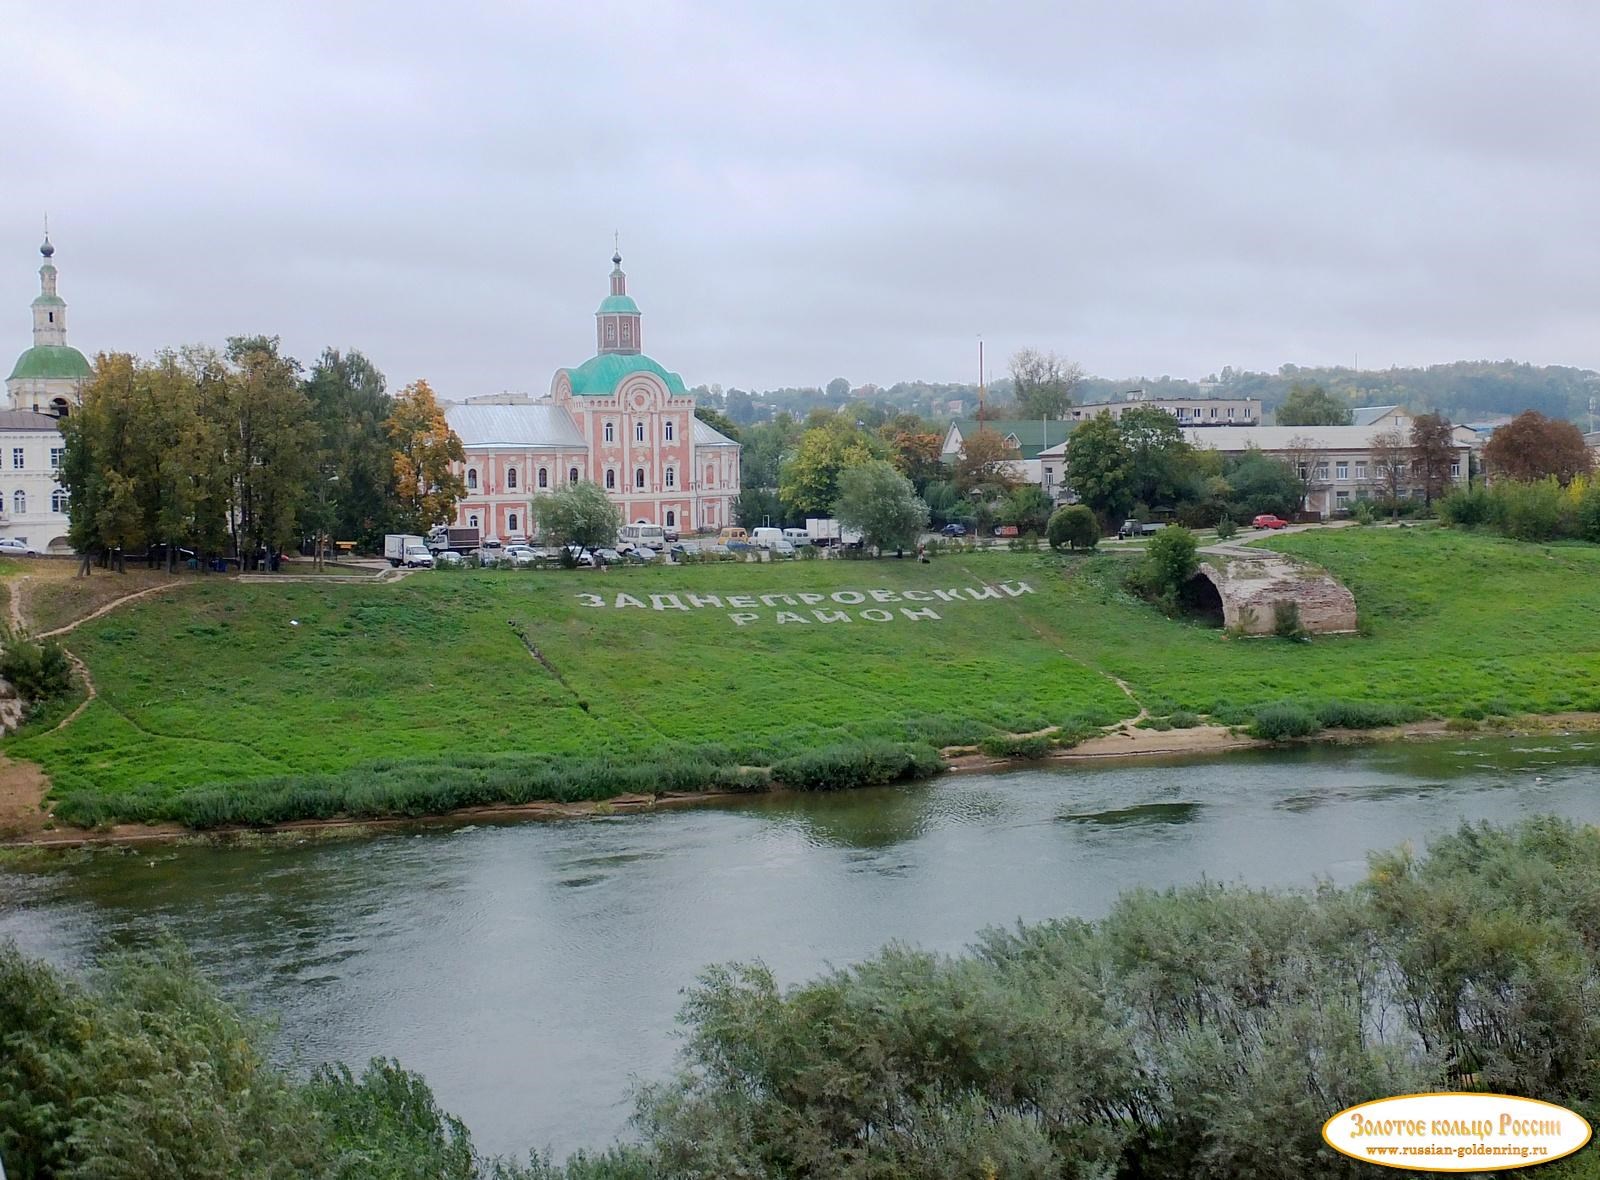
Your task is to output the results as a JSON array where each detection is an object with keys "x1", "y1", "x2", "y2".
[
  {"x1": 384, "y1": 533, "x2": 435, "y2": 568},
  {"x1": 805, "y1": 518, "x2": 863, "y2": 549}
]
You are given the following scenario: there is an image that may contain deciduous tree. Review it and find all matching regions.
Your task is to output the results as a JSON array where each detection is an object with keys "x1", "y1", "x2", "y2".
[
  {"x1": 778, "y1": 413, "x2": 886, "y2": 517},
  {"x1": 1047, "y1": 504, "x2": 1099, "y2": 551},
  {"x1": 951, "y1": 428, "x2": 1021, "y2": 497},
  {"x1": 303, "y1": 348, "x2": 392, "y2": 551},
  {"x1": 833, "y1": 460, "x2": 929, "y2": 555},
  {"x1": 1482, "y1": 410, "x2": 1593, "y2": 485},
  {"x1": 1409, "y1": 412, "x2": 1456, "y2": 506},
  {"x1": 386, "y1": 378, "x2": 466, "y2": 534},
  {"x1": 532, "y1": 479, "x2": 622, "y2": 552},
  {"x1": 1368, "y1": 427, "x2": 1410, "y2": 518},
  {"x1": 1008, "y1": 348, "x2": 1083, "y2": 420},
  {"x1": 1275, "y1": 382, "x2": 1353, "y2": 426},
  {"x1": 693, "y1": 405, "x2": 741, "y2": 442},
  {"x1": 1064, "y1": 414, "x2": 1133, "y2": 522}
]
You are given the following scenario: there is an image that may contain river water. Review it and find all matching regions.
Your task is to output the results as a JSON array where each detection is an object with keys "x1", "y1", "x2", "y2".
[{"x1": 3, "y1": 735, "x2": 1599, "y2": 1159}]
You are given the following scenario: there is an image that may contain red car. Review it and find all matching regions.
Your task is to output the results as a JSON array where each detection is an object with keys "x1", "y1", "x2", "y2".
[{"x1": 1252, "y1": 514, "x2": 1289, "y2": 529}]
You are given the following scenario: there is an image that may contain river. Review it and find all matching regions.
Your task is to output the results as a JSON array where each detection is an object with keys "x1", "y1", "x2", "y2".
[{"x1": 3, "y1": 734, "x2": 1599, "y2": 1160}]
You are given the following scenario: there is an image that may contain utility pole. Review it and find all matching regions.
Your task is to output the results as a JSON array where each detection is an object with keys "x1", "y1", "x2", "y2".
[{"x1": 977, "y1": 336, "x2": 985, "y2": 430}]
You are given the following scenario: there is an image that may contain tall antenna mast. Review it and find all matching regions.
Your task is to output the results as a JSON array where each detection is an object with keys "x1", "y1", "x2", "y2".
[{"x1": 977, "y1": 336, "x2": 985, "y2": 430}]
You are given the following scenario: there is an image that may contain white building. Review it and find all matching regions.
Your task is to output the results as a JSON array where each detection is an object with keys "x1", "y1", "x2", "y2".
[
  {"x1": 1065, "y1": 393, "x2": 1260, "y2": 426},
  {"x1": 2, "y1": 236, "x2": 84, "y2": 553}
]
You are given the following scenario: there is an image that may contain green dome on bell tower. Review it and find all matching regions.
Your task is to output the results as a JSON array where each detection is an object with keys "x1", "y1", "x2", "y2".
[{"x1": 7, "y1": 234, "x2": 92, "y2": 412}]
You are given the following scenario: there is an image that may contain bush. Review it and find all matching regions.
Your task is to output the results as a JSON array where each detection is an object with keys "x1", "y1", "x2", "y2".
[
  {"x1": 1213, "y1": 516, "x2": 1237, "y2": 540},
  {"x1": 1046, "y1": 504, "x2": 1099, "y2": 551},
  {"x1": 1129, "y1": 526, "x2": 1198, "y2": 611},
  {"x1": 978, "y1": 733, "x2": 1053, "y2": 759},
  {"x1": 772, "y1": 741, "x2": 944, "y2": 791},
  {"x1": 1251, "y1": 702, "x2": 1319, "y2": 740},
  {"x1": 1272, "y1": 600, "x2": 1308, "y2": 640},
  {"x1": 1352, "y1": 499, "x2": 1378, "y2": 526},
  {"x1": 1166, "y1": 710, "x2": 1202, "y2": 728},
  {"x1": 1313, "y1": 700, "x2": 1422, "y2": 729},
  {"x1": 1438, "y1": 484, "x2": 1494, "y2": 528},
  {"x1": 0, "y1": 633, "x2": 74, "y2": 702}
]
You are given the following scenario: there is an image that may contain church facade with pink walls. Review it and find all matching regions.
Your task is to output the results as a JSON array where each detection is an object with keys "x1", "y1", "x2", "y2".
[{"x1": 445, "y1": 254, "x2": 740, "y2": 542}]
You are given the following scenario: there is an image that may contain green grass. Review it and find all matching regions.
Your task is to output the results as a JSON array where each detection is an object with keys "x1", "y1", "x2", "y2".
[{"x1": 9, "y1": 528, "x2": 1600, "y2": 826}]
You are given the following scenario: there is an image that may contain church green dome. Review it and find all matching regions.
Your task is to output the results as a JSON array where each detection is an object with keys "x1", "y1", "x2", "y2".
[
  {"x1": 562, "y1": 352, "x2": 686, "y2": 396},
  {"x1": 595, "y1": 294, "x2": 640, "y2": 315},
  {"x1": 9, "y1": 344, "x2": 92, "y2": 382}
]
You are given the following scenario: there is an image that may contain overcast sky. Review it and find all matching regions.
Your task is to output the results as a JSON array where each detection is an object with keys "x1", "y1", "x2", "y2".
[{"x1": 4, "y1": 2, "x2": 1599, "y2": 397}]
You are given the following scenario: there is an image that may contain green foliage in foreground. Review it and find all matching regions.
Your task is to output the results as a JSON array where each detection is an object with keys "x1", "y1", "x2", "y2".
[
  {"x1": 1439, "y1": 474, "x2": 1600, "y2": 543},
  {"x1": 10, "y1": 528, "x2": 1600, "y2": 827},
  {"x1": 0, "y1": 632, "x2": 73, "y2": 702},
  {"x1": 14, "y1": 818, "x2": 1600, "y2": 1178}
]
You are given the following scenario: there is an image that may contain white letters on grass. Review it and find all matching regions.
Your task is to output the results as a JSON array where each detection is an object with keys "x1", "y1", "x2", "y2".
[{"x1": 574, "y1": 583, "x2": 1033, "y2": 625}]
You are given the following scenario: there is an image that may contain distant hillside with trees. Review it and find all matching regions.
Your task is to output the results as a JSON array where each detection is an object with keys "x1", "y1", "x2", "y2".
[{"x1": 695, "y1": 359, "x2": 1599, "y2": 430}]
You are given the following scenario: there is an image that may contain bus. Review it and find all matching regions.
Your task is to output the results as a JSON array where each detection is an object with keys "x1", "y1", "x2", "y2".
[{"x1": 618, "y1": 523, "x2": 666, "y2": 551}]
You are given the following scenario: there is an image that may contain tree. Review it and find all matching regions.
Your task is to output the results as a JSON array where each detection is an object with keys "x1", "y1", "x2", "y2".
[
  {"x1": 951, "y1": 428, "x2": 1021, "y2": 497},
  {"x1": 1141, "y1": 526, "x2": 1199, "y2": 604},
  {"x1": 221, "y1": 336, "x2": 315, "y2": 568},
  {"x1": 1409, "y1": 412, "x2": 1456, "y2": 507},
  {"x1": 882, "y1": 426, "x2": 944, "y2": 492},
  {"x1": 532, "y1": 479, "x2": 622, "y2": 552},
  {"x1": 693, "y1": 404, "x2": 741, "y2": 442},
  {"x1": 1047, "y1": 504, "x2": 1099, "y2": 551},
  {"x1": 1482, "y1": 410, "x2": 1593, "y2": 485},
  {"x1": 739, "y1": 414, "x2": 801, "y2": 490},
  {"x1": 1275, "y1": 383, "x2": 1353, "y2": 426},
  {"x1": 1009, "y1": 349, "x2": 1083, "y2": 420},
  {"x1": 1281, "y1": 435, "x2": 1326, "y2": 514},
  {"x1": 385, "y1": 379, "x2": 466, "y2": 534},
  {"x1": 825, "y1": 377, "x2": 851, "y2": 400},
  {"x1": 1064, "y1": 414, "x2": 1133, "y2": 522},
  {"x1": 833, "y1": 460, "x2": 929, "y2": 555},
  {"x1": 1368, "y1": 427, "x2": 1410, "y2": 518},
  {"x1": 1118, "y1": 406, "x2": 1194, "y2": 509},
  {"x1": 1003, "y1": 485, "x2": 1053, "y2": 534},
  {"x1": 1222, "y1": 450, "x2": 1301, "y2": 519},
  {"x1": 778, "y1": 413, "x2": 887, "y2": 517},
  {"x1": 303, "y1": 348, "x2": 393, "y2": 552},
  {"x1": 732, "y1": 487, "x2": 784, "y2": 530}
]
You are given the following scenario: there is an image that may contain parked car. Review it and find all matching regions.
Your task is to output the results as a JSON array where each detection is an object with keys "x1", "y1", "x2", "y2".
[
  {"x1": 593, "y1": 547, "x2": 623, "y2": 565},
  {"x1": 940, "y1": 523, "x2": 967, "y2": 537},
  {"x1": 433, "y1": 550, "x2": 464, "y2": 567},
  {"x1": 993, "y1": 525, "x2": 1020, "y2": 538},
  {"x1": 1252, "y1": 514, "x2": 1289, "y2": 530},
  {"x1": 502, "y1": 544, "x2": 540, "y2": 567},
  {"x1": 561, "y1": 544, "x2": 596, "y2": 567},
  {"x1": 619, "y1": 544, "x2": 656, "y2": 563},
  {"x1": 1118, "y1": 519, "x2": 1168, "y2": 539},
  {"x1": 663, "y1": 526, "x2": 680, "y2": 543},
  {"x1": 726, "y1": 539, "x2": 755, "y2": 554},
  {"x1": 768, "y1": 538, "x2": 796, "y2": 557},
  {"x1": 666, "y1": 543, "x2": 688, "y2": 561},
  {"x1": 0, "y1": 538, "x2": 39, "y2": 557},
  {"x1": 782, "y1": 527, "x2": 811, "y2": 547},
  {"x1": 717, "y1": 527, "x2": 749, "y2": 545}
]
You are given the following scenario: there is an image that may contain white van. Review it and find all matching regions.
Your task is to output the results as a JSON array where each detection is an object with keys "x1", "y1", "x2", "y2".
[
  {"x1": 619, "y1": 523, "x2": 666, "y2": 551},
  {"x1": 782, "y1": 528, "x2": 811, "y2": 547},
  {"x1": 750, "y1": 527, "x2": 785, "y2": 550}
]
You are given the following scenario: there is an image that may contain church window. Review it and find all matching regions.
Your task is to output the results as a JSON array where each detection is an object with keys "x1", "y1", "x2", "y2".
[
  {"x1": 12, "y1": 491, "x2": 24, "y2": 515},
  {"x1": 568, "y1": 467, "x2": 578, "y2": 483},
  {"x1": 665, "y1": 509, "x2": 675, "y2": 528},
  {"x1": 634, "y1": 468, "x2": 645, "y2": 490},
  {"x1": 469, "y1": 514, "x2": 479, "y2": 528},
  {"x1": 706, "y1": 465, "x2": 715, "y2": 487},
  {"x1": 507, "y1": 468, "x2": 518, "y2": 489},
  {"x1": 605, "y1": 469, "x2": 615, "y2": 490},
  {"x1": 604, "y1": 422, "x2": 615, "y2": 443},
  {"x1": 538, "y1": 468, "x2": 548, "y2": 489},
  {"x1": 605, "y1": 322, "x2": 616, "y2": 344},
  {"x1": 665, "y1": 467, "x2": 676, "y2": 488},
  {"x1": 635, "y1": 421, "x2": 645, "y2": 443},
  {"x1": 664, "y1": 420, "x2": 674, "y2": 442},
  {"x1": 467, "y1": 469, "x2": 478, "y2": 490},
  {"x1": 508, "y1": 512, "x2": 518, "y2": 533},
  {"x1": 47, "y1": 312, "x2": 53, "y2": 323},
  {"x1": 51, "y1": 488, "x2": 67, "y2": 513}
]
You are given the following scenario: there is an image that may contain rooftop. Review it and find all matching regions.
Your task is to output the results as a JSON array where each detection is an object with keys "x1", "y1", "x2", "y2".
[
  {"x1": 445, "y1": 403, "x2": 587, "y2": 449},
  {"x1": 948, "y1": 418, "x2": 1075, "y2": 460},
  {"x1": 561, "y1": 352, "x2": 687, "y2": 397},
  {"x1": 9, "y1": 345, "x2": 92, "y2": 383}
]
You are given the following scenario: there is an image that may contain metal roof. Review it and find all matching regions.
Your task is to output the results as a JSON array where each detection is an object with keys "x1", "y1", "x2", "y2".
[
  {"x1": 0, "y1": 409, "x2": 65, "y2": 432},
  {"x1": 1350, "y1": 405, "x2": 1403, "y2": 426},
  {"x1": 692, "y1": 417, "x2": 739, "y2": 447},
  {"x1": 445, "y1": 403, "x2": 587, "y2": 449}
]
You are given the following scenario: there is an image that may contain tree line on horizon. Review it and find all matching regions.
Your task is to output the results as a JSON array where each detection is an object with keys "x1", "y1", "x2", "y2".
[{"x1": 59, "y1": 338, "x2": 464, "y2": 570}]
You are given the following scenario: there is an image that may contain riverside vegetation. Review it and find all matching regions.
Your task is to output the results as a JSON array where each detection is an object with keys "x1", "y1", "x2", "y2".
[
  {"x1": 5, "y1": 527, "x2": 1600, "y2": 830},
  {"x1": 9, "y1": 817, "x2": 1600, "y2": 1178}
]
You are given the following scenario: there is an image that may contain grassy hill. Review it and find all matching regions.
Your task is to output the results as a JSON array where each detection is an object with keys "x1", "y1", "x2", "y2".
[{"x1": 7, "y1": 528, "x2": 1600, "y2": 828}]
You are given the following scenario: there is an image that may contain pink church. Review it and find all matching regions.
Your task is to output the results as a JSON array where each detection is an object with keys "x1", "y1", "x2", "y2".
[{"x1": 445, "y1": 253, "x2": 741, "y2": 542}]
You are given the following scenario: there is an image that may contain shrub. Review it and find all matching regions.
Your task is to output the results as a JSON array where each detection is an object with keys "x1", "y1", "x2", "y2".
[
  {"x1": 1251, "y1": 702, "x2": 1319, "y2": 740},
  {"x1": 0, "y1": 633, "x2": 74, "y2": 702},
  {"x1": 1213, "y1": 516, "x2": 1238, "y2": 540},
  {"x1": 1166, "y1": 710, "x2": 1202, "y2": 728},
  {"x1": 1141, "y1": 526, "x2": 1198, "y2": 597},
  {"x1": 772, "y1": 741, "x2": 944, "y2": 791},
  {"x1": 1313, "y1": 700, "x2": 1422, "y2": 729},
  {"x1": 1438, "y1": 484, "x2": 1494, "y2": 528},
  {"x1": 978, "y1": 733, "x2": 1053, "y2": 759},
  {"x1": 1046, "y1": 504, "x2": 1099, "y2": 551},
  {"x1": 1352, "y1": 500, "x2": 1378, "y2": 526},
  {"x1": 1271, "y1": 600, "x2": 1308, "y2": 640}
]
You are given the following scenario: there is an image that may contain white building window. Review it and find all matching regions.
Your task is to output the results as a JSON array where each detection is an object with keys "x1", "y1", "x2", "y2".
[
  {"x1": 1315, "y1": 463, "x2": 1329, "y2": 481},
  {"x1": 50, "y1": 447, "x2": 62, "y2": 469},
  {"x1": 12, "y1": 490, "x2": 24, "y2": 514},
  {"x1": 51, "y1": 488, "x2": 67, "y2": 513},
  {"x1": 664, "y1": 420, "x2": 674, "y2": 442},
  {"x1": 635, "y1": 421, "x2": 645, "y2": 443},
  {"x1": 1335, "y1": 462, "x2": 1348, "y2": 481},
  {"x1": 11, "y1": 449, "x2": 22, "y2": 470},
  {"x1": 665, "y1": 467, "x2": 676, "y2": 488},
  {"x1": 1227, "y1": 407, "x2": 1235, "y2": 418},
  {"x1": 1450, "y1": 461, "x2": 1461, "y2": 478},
  {"x1": 604, "y1": 422, "x2": 615, "y2": 443},
  {"x1": 1355, "y1": 461, "x2": 1368, "y2": 480}
]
